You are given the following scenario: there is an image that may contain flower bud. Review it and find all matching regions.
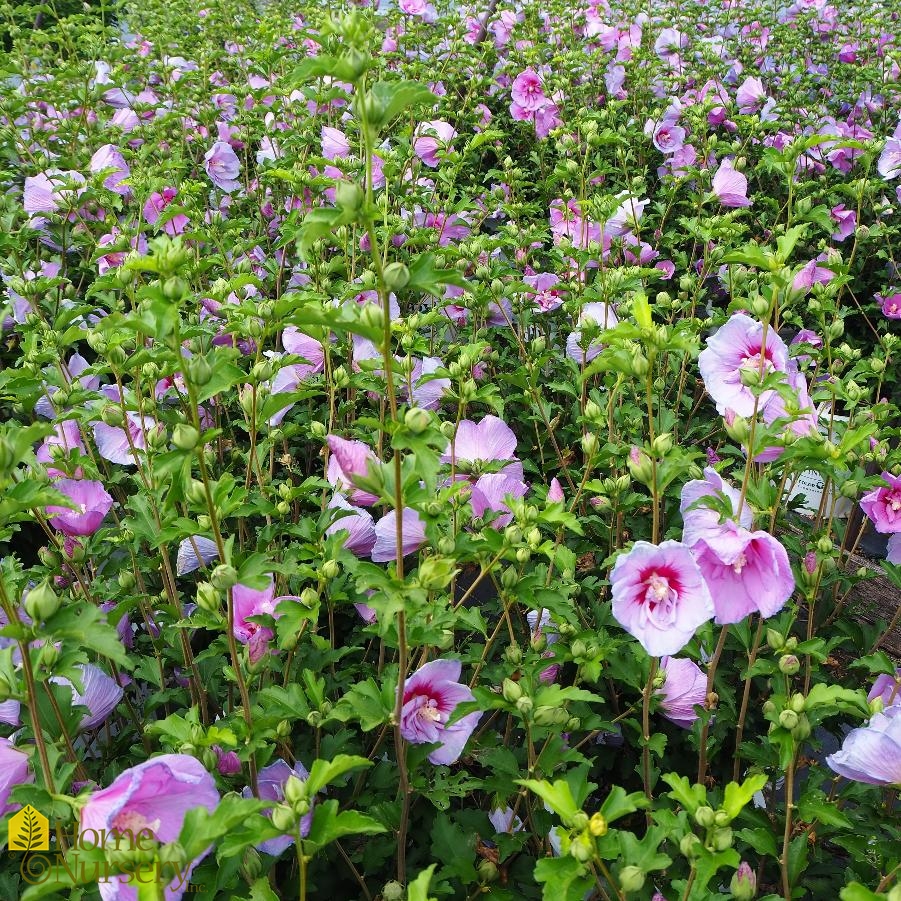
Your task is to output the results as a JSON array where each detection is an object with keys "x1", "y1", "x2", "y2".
[
  {"x1": 210, "y1": 564, "x2": 238, "y2": 590},
  {"x1": 680, "y1": 833, "x2": 702, "y2": 860},
  {"x1": 778, "y1": 709, "x2": 799, "y2": 730},
  {"x1": 515, "y1": 695, "x2": 533, "y2": 717},
  {"x1": 404, "y1": 407, "x2": 431, "y2": 434},
  {"x1": 618, "y1": 865, "x2": 645, "y2": 893},
  {"x1": 778, "y1": 654, "x2": 800, "y2": 675},
  {"x1": 766, "y1": 628, "x2": 786, "y2": 652},
  {"x1": 383, "y1": 262, "x2": 410, "y2": 292},
  {"x1": 588, "y1": 812, "x2": 607, "y2": 837},
  {"x1": 477, "y1": 859, "x2": 499, "y2": 883},
  {"x1": 569, "y1": 832, "x2": 594, "y2": 862},
  {"x1": 270, "y1": 803, "x2": 296, "y2": 833},
  {"x1": 187, "y1": 356, "x2": 213, "y2": 387},
  {"x1": 118, "y1": 570, "x2": 136, "y2": 590},
  {"x1": 627, "y1": 446, "x2": 654, "y2": 486},
  {"x1": 24, "y1": 580, "x2": 61, "y2": 622},
  {"x1": 172, "y1": 423, "x2": 201, "y2": 451},
  {"x1": 730, "y1": 861, "x2": 757, "y2": 900},
  {"x1": 335, "y1": 180, "x2": 364, "y2": 213},
  {"x1": 651, "y1": 432, "x2": 673, "y2": 456},
  {"x1": 284, "y1": 774, "x2": 308, "y2": 807},
  {"x1": 694, "y1": 806, "x2": 716, "y2": 829},
  {"x1": 321, "y1": 559, "x2": 340, "y2": 580},
  {"x1": 791, "y1": 714, "x2": 811, "y2": 741},
  {"x1": 709, "y1": 826, "x2": 733, "y2": 852},
  {"x1": 502, "y1": 678, "x2": 523, "y2": 703},
  {"x1": 505, "y1": 642, "x2": 523, "y2": 665},
  {"x1": 300, "y1": 587, "x2": 319, "y2": 608},
  {"x1": 381, "y1": 882, "x2": 404, "y2": 901},
  {"x1": 789, "y1": 693, "x2": 806, "y2": 713},
  {"x1": 196, "y1": 582, "x2": 220, "y2": 613},
  {"x1": 501, "y1": 565, "x2": 518, "y2": 589}
]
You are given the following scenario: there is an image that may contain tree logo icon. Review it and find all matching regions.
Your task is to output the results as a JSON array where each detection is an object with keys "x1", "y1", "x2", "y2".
[{"x1": 8, "y1": 805, "x2": 49, "y2": 851}]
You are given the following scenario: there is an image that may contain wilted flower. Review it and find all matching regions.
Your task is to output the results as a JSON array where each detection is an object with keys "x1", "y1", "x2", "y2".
[
  {"x1": 399, "y1": 659, "x2": 482, "y2": 764},
  {"x1": 0, "y1": 738, "x2": 32, "y2": 815},
  {"x1": 825, "y1": 706, "x2": 901, "y2": 785},
  {"x1": 860, "y1": 472, "x2": 901, "y2": 533},
  {"x1": 698, "y1": 313, "x2": 789, "y2": 416},
  {"x1": 657, "y1": 656, "x2": 706, "y2": 727},
  {"x1": 79, "y1": 754, "x2": 219, "y2": 901},
  {"x1": 45, "y1": 478, "x2": 114, "y2": 536},
  {"x1": 610, "y1": 540, "x2": 715, "y2": 656}
]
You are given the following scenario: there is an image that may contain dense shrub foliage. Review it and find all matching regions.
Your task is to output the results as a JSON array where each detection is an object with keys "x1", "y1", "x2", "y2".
[{"x1": 0, "y1": 0, "x2": 900, "y2": 899}]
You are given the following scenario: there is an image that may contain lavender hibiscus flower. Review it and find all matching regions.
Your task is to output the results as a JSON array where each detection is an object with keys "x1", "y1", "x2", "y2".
[
  {"x1": 826, "y1": 706, "x2": 901, "y2": 786},
  {"x1": 657, "y1": 656, "x2": 706, "y2": 728},
  {"x1": 79, "y1": 754, "x2": 219, "y2": 901},
  {"x1": 243, "y1": 759, "x2": 312, "y2": 855},
  {"x1": 610, "y1": 540, "x2": 714, "y2": 656},
  {"x1": 399, "y1": 659, "x2": 482, "y2": 765},
  {"x1": 698, "y1": 313, "x2": 790, "y2": 416},
  {"x1": 45, "y1": 478, "x2": 114, "y2": 536},
  {"x1": 860, "y1": 472, "x2": 901, "y2": 533},
  {"x1": 0, "y1": 738, "x2": 32, "y2": 815}
]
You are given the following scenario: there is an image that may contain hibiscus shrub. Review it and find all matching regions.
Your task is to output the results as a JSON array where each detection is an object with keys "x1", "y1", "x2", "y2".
[{"x1": 1, "y1": 0, "x2": 901, "y2": 900}]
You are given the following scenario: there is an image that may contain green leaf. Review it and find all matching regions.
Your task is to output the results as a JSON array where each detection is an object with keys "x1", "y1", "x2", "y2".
[
  {"x1": 600, "y1": 786, "x2": 649, "y2": 825},
  {"x1": 736, "y1": 827, "x2": 779, "y2": 857},
  {"x1": 839, "y1": 884, "x2": 884, "y2": 901},
  {"x1": 662, "y1": 773, "x2": 707, "y2": 815},
  {"x1": 787, "y1": 833, "x2": 808, "y2": 885},
  {"x1": 305, "y1": 801, "x2": 386, "y2": 849},
  {"x1": 304, "y1": 754, "x2": 372, "y2": 795},
  {"x1": 518, "y1": 778, "x2": 580, "y2": 824},
  {"x1": 797, "y1": 789, "x2": 853, "y2": 829},
  {"x1": 534, "y1": 856, "x2": 593, "y2": 901},
  {"x1": 407, "y1": 865, "x2": 438, "y2": 901},
  {"x1": 723, "y1": 774, "x2": 769, "y2": 821},
  {"x1": 332, "y1": 677, "x2": 395, "y2": 731}
]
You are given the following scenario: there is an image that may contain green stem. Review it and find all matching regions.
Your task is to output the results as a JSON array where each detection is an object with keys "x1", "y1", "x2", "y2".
[{"x1": 697, "y1": 625, "x2": 729, "y2": 784}]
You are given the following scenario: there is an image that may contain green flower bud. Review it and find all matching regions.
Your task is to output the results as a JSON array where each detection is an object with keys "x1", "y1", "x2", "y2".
[
  {"x1": 210, "y1": 564, "x2": 239, "y2": 590},
  {"x1": 383, "y1": 262, "x2": 410, "y2": 292},
  {"x1": 321, "y1": 559, "x2": 340, "y2": 580},
  {"x1": 766, "y1": 628, "x2": 786, "y2": 652},
  {"x1": 651, "y1": 432, "x2": 673, "y2": 456},
  {"x1": 477, "y1": 859, "x2": 499, "y2": 883},
  {"x1": 790, "y1": 693, "x2": 806, "y2": 713},
  {"x1": 300, "y1": 587, "x2": 319, "y2": 608},
  {"x1": 618, "y1": 865, "x2": 645, "y2": 893},
  {"x1": 791, "y1": 714, "x2": 811, "y2": 741},
  {"x1": 504, "y1": 642, "x2": 523, "y2": 665},
  {"x1": 515, "y1": 695, "x2": 533, "y2": 717},
  {"x1": 196, "y1": 582, "x2": 220, "y2": 613},
  {"x1": 309, "y1": 420, "x2": 327, "y2": 439},
  {"x1": 569, "y1": 832, "x2": 594, "y2": 863},
  {"x1": 240, "y1": 847, "x2": 263, "y2": 884},
  {"x1": 118, "y1": 570, "x2": 136, "y2": 590},
  {"x1": 276, "y1": 719, "x2": 291, "y2": 738},
  {"x1": 187, "y1": 356, "x2": 213, "y2": 387},
  {"x1": 680, "y1": 833, "x2": 702, "y2": 860},
  {"x1": 694, "y1": 806, "x2": 716, "y2": 829},
  {"x1": 709, "y1": 826, "x2": 733, "y2": 852},
  {"x1": 172, "y1": 423, "x2": 201, "y2": 451},
  {"x1": 24, "y1": 579, "x2": 61, "y2": 622},
  {"x1": 501, "y1": 679, "x2": 522, "y2": 704},
  {"x1": 714, "y1": 810, "x2": 731, "y2": 827},
  {"x1": 270, "y1": 804, "x2": 297, "y2": 833},
  {"x1": 404, "y1": 407, "x2": 431, "y2": 434},
  {"x1": 381, "y1": 881, "x2": 405, "y2": 901},
  {"x1": 335, "y1": 180, "x2": 364, "y2": 213},
  {"x1": 778, "y1": 709, "x2": 799, "y2": 730},
  {"x1": 284, "y1": 774, "x2": 308, "y2": 807},
  {"x1": 778, "y1": 654, "x2": 800, "y2": 675},
  {"x1": 516, "y1": 547, "x2": 531, "y2": 564}
]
